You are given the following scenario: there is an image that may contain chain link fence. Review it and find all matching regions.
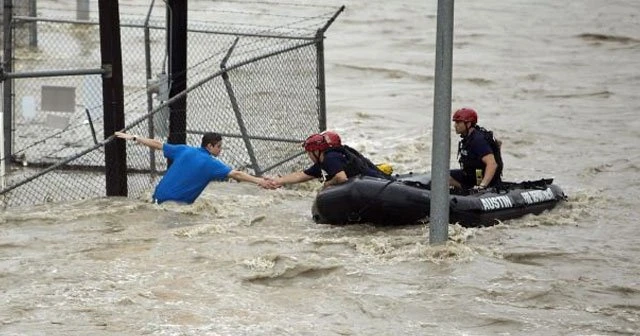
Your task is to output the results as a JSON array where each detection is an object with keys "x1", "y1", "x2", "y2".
[{"x1": 1, "y1": 1, "x2": 343, "y2": 209}]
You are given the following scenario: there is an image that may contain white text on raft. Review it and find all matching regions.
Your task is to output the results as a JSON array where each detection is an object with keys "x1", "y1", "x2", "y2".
[
  {"x1": 480, "y1": 195, "x2": 513, "y2": 211},
  {"x1": 521, "y1": 188, "x2": 555, "y2": 205}
]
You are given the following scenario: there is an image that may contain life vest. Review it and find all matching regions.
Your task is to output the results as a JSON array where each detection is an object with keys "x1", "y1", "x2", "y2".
[
  {"x1": 329, "y1": 145, "x2": 392, "y2": 180},
  {"x1": 457, "y1": 125, "x2": 503, "y2": 185}
]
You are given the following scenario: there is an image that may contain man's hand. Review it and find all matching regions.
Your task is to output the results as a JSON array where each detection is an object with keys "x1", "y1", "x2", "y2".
[
  {"x1": 114, "y1": 131, "x2": 135, "y2": 141},
  {"x1": 114, "y1": 132, "x2": 163, "y2": 150},
  {"x1": 258, "y1": 177, "x2": 280, "y2": 189},
  {"x1": 261, "y1": 176, "x2": 282, "y2": 189},
  {"x1": 322, "y1": 171, "x2": 348, "y2": 189},
  {"x1": 471, "y1": 184, "x2": 487, "y2": 193}
]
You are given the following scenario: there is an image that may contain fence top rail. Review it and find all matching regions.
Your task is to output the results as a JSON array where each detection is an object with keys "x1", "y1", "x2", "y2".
[{"x1": 12, "y1": 16, "x2": 318, "y2": 41}]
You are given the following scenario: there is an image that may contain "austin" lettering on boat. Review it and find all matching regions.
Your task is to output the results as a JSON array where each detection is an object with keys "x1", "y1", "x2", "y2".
[{"x1": 480, "y1": 195, "x2": 514, "y2": 211}]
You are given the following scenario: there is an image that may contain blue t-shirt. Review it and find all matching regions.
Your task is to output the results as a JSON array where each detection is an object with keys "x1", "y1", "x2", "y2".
[{"x1": 153, "y1": 144, "x2": 232, "y2": 204}]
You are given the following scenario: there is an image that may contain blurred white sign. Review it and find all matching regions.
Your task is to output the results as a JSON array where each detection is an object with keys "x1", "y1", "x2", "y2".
[{"x1": 21, "y1": 96, "x2": 37, "y2": 120}]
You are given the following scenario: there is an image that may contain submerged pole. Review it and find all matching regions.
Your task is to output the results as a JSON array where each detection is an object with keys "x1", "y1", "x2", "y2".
[{"x1": 429, "y1": 0, "x2": 454, "y2": 245}]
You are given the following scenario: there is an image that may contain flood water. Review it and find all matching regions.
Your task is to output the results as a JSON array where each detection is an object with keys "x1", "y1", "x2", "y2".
[{"x1": 1, "y1": 0, "x2": 639, "y2": 335}]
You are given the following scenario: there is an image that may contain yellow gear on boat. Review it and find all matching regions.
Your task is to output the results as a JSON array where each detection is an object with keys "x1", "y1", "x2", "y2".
[
  {"x1": 376, "y1": 163, "x2": 393, "y2": 175},
  {"x1": 475, "y1": 169, "x2": 483, "y2": 186}
]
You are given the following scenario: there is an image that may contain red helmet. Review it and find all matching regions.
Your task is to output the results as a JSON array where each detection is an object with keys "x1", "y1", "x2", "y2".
[
  {"x1": 302, "y1": 133, "x2": 329, "y2": 152},
  {"x1": 452, "y1": 107, "x2": 478, "y2": 125},
  {"x1": 321, "y1": 130, "x2": 342, "y2": 148}
]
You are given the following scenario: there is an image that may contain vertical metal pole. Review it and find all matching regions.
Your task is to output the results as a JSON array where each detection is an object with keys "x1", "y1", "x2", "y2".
[
  {"x1": 315, "y1": 29, "x2": 327, "y2": 131},
  {"x1": 1, "y1": 111, "x2": 5, "y2": 189},
  {"x1": 98, "y1": 0, "x2": 127, "y2": 196},
  {"x1": 28, "y1": 0, "x2": 37, "y2": 48},
  {"x1": 3, "y1": 0, "x2": 13, "y2": 164},
  {"x1": 167, "y1": 0, "x2": 187, "y2": 146},
  {"x1": 429, "y1": 0, "x2": 454, "y2": 245},
  {"x1": 77, "y1": 0, "x2": 89, "y2": 21},
  {"x1": 154, "y1": 73, "x2": 169, "y2": 138},
  {"x1": 144, "y1": 0, "x2": 156, "y2": 176},
  {"x1": 314, "y1": 6, "x2": 343, "y2": 132}
]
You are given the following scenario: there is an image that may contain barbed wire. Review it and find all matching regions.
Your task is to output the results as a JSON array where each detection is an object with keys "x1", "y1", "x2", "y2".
[{"x1": 29, "y1": 2, "x2": 337, "y2": 24}]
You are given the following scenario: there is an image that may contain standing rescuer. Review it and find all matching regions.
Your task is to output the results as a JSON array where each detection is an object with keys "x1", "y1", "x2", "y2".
[{"x1": 449, "y1": 107, "x2": 504, "y2": 191}]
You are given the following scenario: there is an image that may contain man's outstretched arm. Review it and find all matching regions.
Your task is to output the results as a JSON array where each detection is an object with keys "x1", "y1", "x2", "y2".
[
  {"x1": 114, "y1": 131, "x2": 163, "y2": 151},
  {"x1": 271, "y1": 171, "x2": 315, "y2": 187}
]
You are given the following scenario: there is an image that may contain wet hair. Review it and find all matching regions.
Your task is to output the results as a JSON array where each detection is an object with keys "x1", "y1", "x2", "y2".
[{"x1": 201, "y1": 132, "x2": 222, "y2": 148}]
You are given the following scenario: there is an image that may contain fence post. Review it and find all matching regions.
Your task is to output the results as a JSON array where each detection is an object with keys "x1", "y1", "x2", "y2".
[
  {"x1": 315, "y1": 29, "x2": 326, "y2": 131},
  {"x1": 1, "y1": 111, "x2": 4, "y2": 189},
  {"x1": 2, "y1": 0, "x2": 13, "y2": 164},
  {"x1": 144, "y1": 0, "x2": 157, "y2": 177},
  {"x1": 98, "y1": 0, "x2": 127, "y2": 196},
  {"x1": 315, "y1": 6, "x2": 343, "y2": 132},
  {"x1": 429, "y1": 0, "x2": 454, "y2": 245},
  {"x1": 29, "y1": 0, "x2": 37, "y2": 47},
  {"x1": 167, "y1": 0, "x2": 187, "y2": 146}
]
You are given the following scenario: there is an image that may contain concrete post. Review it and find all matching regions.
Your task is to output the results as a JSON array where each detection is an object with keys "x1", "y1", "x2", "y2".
[{"x1": 429, "y1": 0, "x2": 454, "y2": 245}]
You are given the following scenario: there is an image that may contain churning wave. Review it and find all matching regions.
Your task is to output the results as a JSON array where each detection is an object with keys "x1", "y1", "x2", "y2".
[
  {"x1": 544, "y1": 90, "x2": 613, "y2": 99},
  {"x1": 577, "y1": 33, "x2": 640, "y2": 44},
  {"x1": 334, "y1": 63, "x2": 433, "y2": 82}
]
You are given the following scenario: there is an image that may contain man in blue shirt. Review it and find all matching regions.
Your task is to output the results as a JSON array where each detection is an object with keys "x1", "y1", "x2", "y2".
[
  {"x1": 271, "y1": 131, "x2": 391, "y2": 189},
  {"x1": 449, "y1": 107, "x2": 503, "y2": 190},
  {"x1": 114, "y1": 131, "x2": 275, "y2": 204}
]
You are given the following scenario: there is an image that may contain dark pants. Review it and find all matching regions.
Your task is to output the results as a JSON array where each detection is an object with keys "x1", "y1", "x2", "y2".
[{"x1": 450, "y1": 169, "x2": 476, "y2": 190}]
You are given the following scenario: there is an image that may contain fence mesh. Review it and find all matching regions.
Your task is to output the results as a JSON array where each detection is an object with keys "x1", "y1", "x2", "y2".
[{"x1": 0, "y1": 1, "x2": 342, "y2": 209}]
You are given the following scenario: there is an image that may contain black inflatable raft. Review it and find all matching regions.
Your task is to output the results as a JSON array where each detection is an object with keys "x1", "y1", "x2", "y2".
[{"x1": 311, "y1": 173, "x2": 567, "y2": 227}]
